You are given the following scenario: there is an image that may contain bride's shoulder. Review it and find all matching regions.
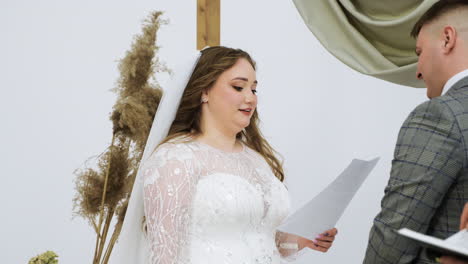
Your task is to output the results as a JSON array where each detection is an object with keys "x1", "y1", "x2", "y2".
[{"x1": 152, "y1": 135, "x2": 197, "y2": 159}]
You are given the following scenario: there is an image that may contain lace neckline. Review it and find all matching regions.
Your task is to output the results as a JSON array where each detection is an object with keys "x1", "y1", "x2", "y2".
[{"x1": 193, "y1": 139, "x2": 246, "y2": 154}]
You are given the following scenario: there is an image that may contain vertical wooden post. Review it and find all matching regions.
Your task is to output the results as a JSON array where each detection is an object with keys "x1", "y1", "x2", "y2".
[{"x1": 197, "y1": 0, "x2": 220, "y2": 50}]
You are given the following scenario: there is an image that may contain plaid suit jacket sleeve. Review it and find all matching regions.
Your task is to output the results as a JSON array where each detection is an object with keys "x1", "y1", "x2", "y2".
[{"x1": 363, "y1": 98, "x2": 465, "y2": 264}]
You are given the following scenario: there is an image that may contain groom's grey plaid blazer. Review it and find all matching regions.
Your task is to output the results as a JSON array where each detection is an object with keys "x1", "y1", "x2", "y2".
[{"x1": 363, "y1": 76, "x2": 468, "y2": 264}]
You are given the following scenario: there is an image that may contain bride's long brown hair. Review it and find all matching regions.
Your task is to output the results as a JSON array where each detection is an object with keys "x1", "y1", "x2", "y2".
[{"x1": 160, "y1": 46, "x2": 284, "y2": 181}]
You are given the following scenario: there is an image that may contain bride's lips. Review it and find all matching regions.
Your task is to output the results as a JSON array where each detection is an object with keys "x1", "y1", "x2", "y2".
[{"x1": 239, "y1": 108, "x2": 253, "y2": 116}]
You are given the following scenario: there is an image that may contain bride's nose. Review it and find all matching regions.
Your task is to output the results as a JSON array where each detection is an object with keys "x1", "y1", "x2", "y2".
[{"x1": 244, "y1": 91, "x2": 256, "y2": 104}]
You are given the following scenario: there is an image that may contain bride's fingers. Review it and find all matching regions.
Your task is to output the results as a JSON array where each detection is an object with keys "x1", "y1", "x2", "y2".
[
  {"x1": 316, "y1": 234, "x2": 335, "y2": 242},
  {"x1": 307, "y1": 228, "x2": 338, "y2": 252},
  {"x1": 321, "y1": 228, "x2": 338, "y2": 237},
  {"x1": 312, "y1": 239, "x2": 332, "y2": 249},
  {"x1": 308, "y1": 242, "x2": 329, "y2": 252}
]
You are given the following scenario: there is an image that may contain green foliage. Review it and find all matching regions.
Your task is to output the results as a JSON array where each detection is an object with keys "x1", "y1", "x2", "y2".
[{"x1": 28, "y1": 251, "x2": 58, "y2": 264}]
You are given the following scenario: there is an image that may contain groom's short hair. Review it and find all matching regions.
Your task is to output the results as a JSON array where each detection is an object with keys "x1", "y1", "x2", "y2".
[{"x1": 411, "y1": 0, "x2": 468, "y2": 38}]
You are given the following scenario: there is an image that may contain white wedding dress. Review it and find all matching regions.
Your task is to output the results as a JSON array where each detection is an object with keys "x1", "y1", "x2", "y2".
[{"x1": 142, "y1": 138, "x2": 299, "y2": 264}]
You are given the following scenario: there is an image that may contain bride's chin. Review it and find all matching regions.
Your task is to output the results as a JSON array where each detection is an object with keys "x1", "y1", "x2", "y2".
[
  {"x1": 226, "y1": 119, "x2": 251, "y2": 135},
  {"x1": 237, "y1": 123, "x2": 250, "y2": 132}
]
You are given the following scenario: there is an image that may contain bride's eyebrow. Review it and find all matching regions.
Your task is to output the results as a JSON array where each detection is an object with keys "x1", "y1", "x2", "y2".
[{"x1": 232, "y1": 77, "x2": 258, "y2": 84}]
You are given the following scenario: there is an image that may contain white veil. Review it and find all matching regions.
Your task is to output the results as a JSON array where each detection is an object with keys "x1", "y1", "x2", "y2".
[{"x1": 109, "y1": 51, "x2": 201, "y2": 264}]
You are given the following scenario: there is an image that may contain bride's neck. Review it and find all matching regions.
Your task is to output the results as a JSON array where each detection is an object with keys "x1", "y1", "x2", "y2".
[{"x1": 196, "y1": 128, "x2": 241, "y2": 152}]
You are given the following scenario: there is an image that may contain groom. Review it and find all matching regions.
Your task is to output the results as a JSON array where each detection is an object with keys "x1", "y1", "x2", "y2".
[{"x1": 363, "y1": 1, "x2": 468, "y2": 263}]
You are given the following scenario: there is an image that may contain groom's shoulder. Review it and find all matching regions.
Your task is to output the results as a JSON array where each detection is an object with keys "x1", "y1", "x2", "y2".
[
  {"x1": 409, "y1": 94, "x2": 458, "y2": 120},
  {"x1": 397, "y1": 95, "x2": 463, "y2": 136}
]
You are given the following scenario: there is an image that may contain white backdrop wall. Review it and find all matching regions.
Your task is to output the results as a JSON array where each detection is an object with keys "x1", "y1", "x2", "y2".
[{"x1": 0, "y1": 0, "x2": 427, "y2": 263}]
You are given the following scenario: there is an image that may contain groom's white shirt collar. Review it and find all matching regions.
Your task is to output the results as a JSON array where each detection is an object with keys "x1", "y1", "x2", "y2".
[{"x1": 443, "y1": 69, "x2": 468, "y2": 94}]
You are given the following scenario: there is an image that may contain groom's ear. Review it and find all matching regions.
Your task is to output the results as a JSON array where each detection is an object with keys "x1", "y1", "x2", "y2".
[{"x1": 442, "y1": 26, "x2": 457, "y2": 54}]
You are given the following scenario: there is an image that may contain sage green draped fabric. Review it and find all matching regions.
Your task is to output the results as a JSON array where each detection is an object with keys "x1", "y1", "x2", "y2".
[{"x1": 293, "y1": 0, "x2": 439, "y2": 88}]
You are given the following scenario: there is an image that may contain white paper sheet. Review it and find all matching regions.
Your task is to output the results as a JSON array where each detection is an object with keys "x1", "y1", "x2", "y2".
[
  {"x1": 397, "y1": 228, "x2": 468, "y2": 256},
  {"x1": 278, "y1": 157, "x2": 380, "y2": 240},
  {"x1": 445, "y1": 229, "x2": 468, "y2": 251}
]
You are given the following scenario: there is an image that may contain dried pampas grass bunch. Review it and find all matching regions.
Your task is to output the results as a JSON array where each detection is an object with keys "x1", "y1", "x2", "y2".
[{"x1": 73, "y1": 11, "x2": 167, "y2": 264}]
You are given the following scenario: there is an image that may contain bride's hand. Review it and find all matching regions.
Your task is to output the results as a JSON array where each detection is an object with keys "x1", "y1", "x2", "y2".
[{"x1": 299, "y1": 228, "x2": 338, "y2": 253}]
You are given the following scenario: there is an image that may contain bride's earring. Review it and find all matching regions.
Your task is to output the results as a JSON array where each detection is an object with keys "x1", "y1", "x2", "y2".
[{"x1": 201, "y1": 97, "x2": 208, "y2": 103}]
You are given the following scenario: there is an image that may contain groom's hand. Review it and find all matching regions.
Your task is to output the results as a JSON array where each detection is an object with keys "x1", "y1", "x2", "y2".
[
  {"x1": 439, "y1": 256, "x2": 468, "y2": 264},
  {"x1": 460, "y1": 202, "x2": 468, "y2": 230},
  {"x1": 305, "y1": 228, "x2": 338, "y2": 253}
]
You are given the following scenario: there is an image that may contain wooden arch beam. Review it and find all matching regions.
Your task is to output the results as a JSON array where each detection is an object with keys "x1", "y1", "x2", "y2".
[{"x1": 197, "y1": 0, "x2": 220, "y2": 50}]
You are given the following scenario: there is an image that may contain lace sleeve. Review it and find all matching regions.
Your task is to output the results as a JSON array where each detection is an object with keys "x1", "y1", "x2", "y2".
[{"x1": 143, "y1": 143, "x2": 199, "y2": 264}]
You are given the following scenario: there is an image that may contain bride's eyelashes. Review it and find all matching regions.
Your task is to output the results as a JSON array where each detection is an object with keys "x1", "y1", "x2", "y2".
[{"x1": 232, "y1": 85, "x2": 258, "y2": 94}]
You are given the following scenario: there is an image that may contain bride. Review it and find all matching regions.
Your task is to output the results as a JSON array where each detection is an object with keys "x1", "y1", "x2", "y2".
[{"x1": 113, "y1": 46, "x2": 337, "y2": 264}]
